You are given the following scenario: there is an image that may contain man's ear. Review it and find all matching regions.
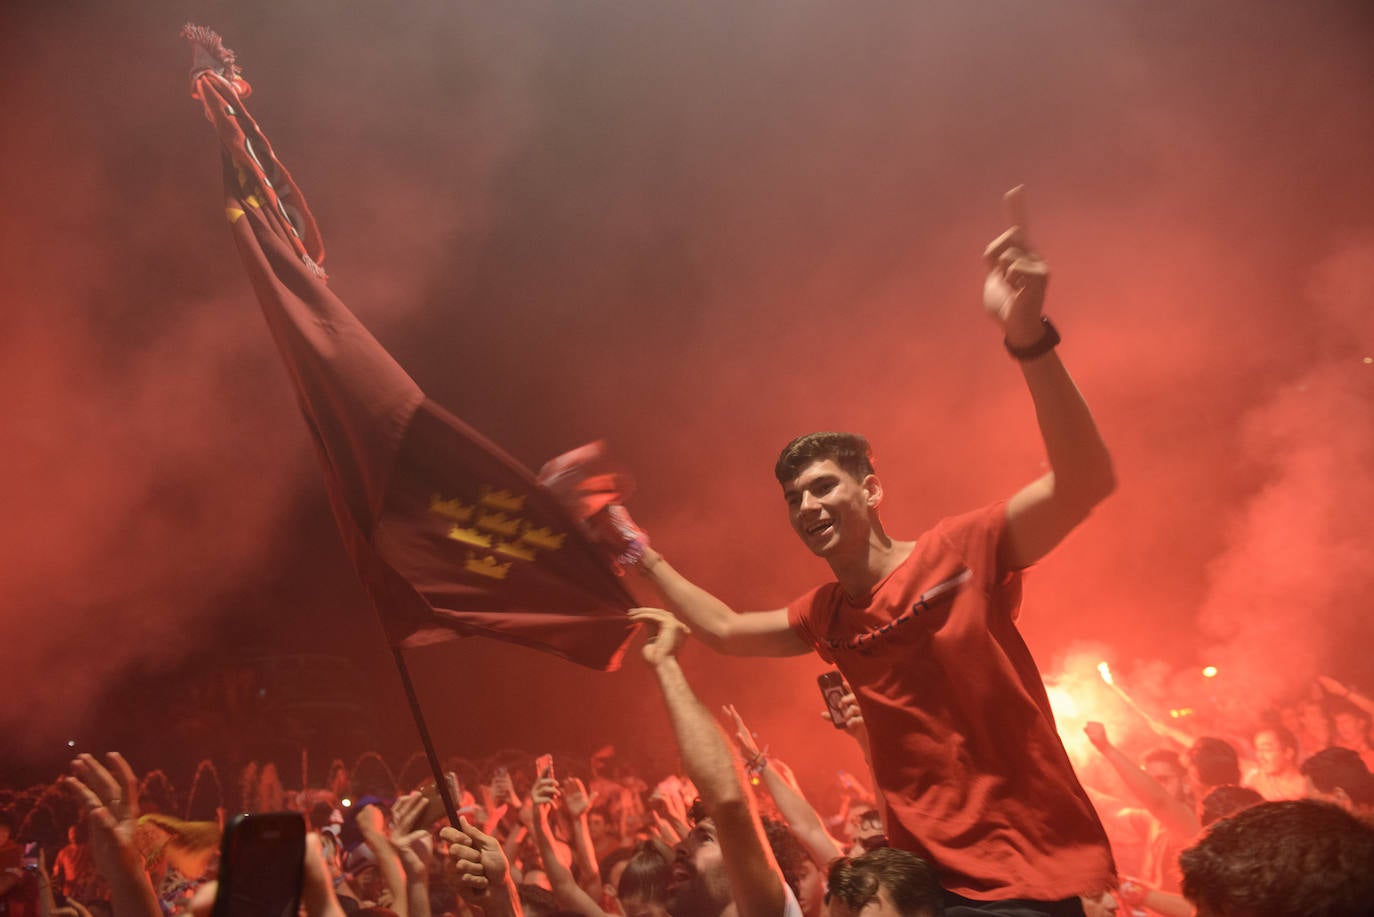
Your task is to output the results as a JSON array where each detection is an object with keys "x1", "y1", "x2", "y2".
[
  {"x1": 863, "y1": 474, "x2": 883, "y2": 508},
  {"x1": 1334, "y1": 786, "x2": 1354, "y2": 812}
]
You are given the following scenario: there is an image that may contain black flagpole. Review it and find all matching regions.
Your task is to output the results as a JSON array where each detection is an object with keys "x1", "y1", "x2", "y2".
[{"x1": 390, "y1": 645, "x2": 461, "y2": 826}]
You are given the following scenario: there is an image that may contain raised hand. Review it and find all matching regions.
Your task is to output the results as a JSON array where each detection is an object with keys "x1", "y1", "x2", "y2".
[
  {"x1": 1083, "y1": 721, "x2": 1111, "y2": 751},
  {"x1": 722, "y1": 704, "x2": 762, "y2": 758},
  {"x1": 822, "y1": 688, "x2": 866, "y2": 736},
  {"x1": 982, "y1": 185, "x2": 1050, "y2": 344},
  {"x1": 628, "y1": 607, "x2": 691, "y2": 667},
  {"x1": 560, "y1": 778, "x2": 593, "y2": 818},
  {"x1": 389, "y1": 792, "x2": 435, "y2": 880},
  {"x1": 64, "y1": 753, "x2": 141, "y2": 881},
  {"x1": 439, "y1": 817, "x2": 510, "y2": 901}
]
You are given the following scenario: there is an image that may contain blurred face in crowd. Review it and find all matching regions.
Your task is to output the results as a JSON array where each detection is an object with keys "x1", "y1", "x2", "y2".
[
  {"x1": 1334, "y1": 712, "x2": 1370, "y2": 748},
  {"x1": 668, "y1": 818, "x2": 730, "y2": 917},
  {"x1": 1144, "y1": 760, "x2": 1186, "y2": 803},
  {"x1": 1078, "y1": 891, "x2": 1119, "y2": 917},
  {"x1": 622, "y1": 892, "x2": 670, "y2": 917},
  {"x1": 796, "y1": 859, "x2": 825, "y2": 917},
  {"x1": 1299, "y1": 702, "x2": 1330, "y2": 742},
  {"x1": 1254, "y1": 730, "x2": 1295, "y2": 776}
]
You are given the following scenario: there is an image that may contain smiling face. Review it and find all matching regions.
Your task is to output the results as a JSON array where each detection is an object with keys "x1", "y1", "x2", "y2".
[{"x1": 782, "y1": 459, "x2": 882, "y2": 558}]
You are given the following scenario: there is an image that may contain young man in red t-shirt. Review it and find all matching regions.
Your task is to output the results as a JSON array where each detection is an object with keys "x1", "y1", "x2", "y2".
[{"x1": 621, "y1": 189, "x2": 1118, "y2": 916}]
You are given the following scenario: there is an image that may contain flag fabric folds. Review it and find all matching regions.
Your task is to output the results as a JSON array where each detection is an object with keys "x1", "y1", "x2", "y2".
[{"x1": 183, "y1": 26, "x2": 635, "y2": 670}]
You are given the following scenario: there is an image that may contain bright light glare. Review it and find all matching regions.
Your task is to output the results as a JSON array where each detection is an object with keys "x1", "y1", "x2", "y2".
[
  {"x1": 1047, "y1": 684, "x2": 1080, "y2": 719},
  {"x1": 66, "y1": 740, "x2": 76, "y2": 748},
  {"x1": 1170, "y1": 707, "x2": 1194, "y2": 718},
  {"x1": 1202, "y1": 666, "x2": 1218, "y2": 678},
  {"x1": 341, "y1": 797, "x2": 352, "y2": 808},
  {"x1": 1096, "y1": 661, "x2": 1114, "y2": 686}
]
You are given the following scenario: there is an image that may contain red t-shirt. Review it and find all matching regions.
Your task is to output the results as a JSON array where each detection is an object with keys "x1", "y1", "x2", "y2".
[{"x1": 787, "y1": 503, "x2": 1115, "y2": 901}]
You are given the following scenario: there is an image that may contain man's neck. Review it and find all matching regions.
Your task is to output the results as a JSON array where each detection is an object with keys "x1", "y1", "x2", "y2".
[{"x1": 829, "y1": 530, "x2": 916, "y2": 600}]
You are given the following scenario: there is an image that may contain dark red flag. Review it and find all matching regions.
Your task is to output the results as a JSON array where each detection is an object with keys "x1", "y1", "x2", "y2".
[{"x1": 183, "y1": 26, "x2": 635, "y2": 670}]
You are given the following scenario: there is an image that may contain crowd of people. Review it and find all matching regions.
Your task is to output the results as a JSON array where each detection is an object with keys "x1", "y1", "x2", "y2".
[
  {"x1": 2, "y1": 660, "x2": 1372, "y2": 917},
  {"x1": 7, "y1": 190, "x2": 1374, "y2": 917}
]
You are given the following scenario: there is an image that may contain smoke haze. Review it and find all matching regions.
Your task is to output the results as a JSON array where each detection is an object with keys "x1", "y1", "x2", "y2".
[{"x1": 1, "y1": 1, "x2": 1371, "y2": 791}]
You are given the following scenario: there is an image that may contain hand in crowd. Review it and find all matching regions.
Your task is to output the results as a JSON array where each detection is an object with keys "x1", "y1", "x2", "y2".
[
  {"x1": 628, "y1": 607, "x2": 690, "y2": 667},
  {"x1": 389, "y1": 792, "x2": 436, "y2": 881},
  {"x1": 35, "y1": 849, "x2": 93, "y2": 917},
  {"x1": 64, "y1": 754, "x2": 142, "y2": 883},
  {"x1": 982, "y1": 185, "x2": 1049, "y2": 339},
  {"x1": 722, "y1": 703, "x2": 763, "y2": 759},
  {"x1": 1083, "y1": 721, "x2": 1111, "y2": 751},
  {"x1": 560, "y1": 777, "x2": 594, "y2": 818},
  {"x1": 440, "y1": 817, "x2": 512, "y2": 901},
  {"x1": 823, "y1": 686, "x2": 867, "y2": 740}
]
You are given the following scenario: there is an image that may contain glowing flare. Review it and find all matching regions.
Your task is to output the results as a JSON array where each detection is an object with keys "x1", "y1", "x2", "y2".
[
  {"x1": 341, "y1": 798, "x2": 352, "y2": 808},
  {"x1": 1096, "y1": 661, "x2": 1114, "y2": 686},
  {"x1": 1202, "y1": 666, "x2": 1218, "y2": 678}
]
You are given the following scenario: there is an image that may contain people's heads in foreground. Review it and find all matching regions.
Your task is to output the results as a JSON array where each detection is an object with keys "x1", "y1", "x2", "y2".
[
  {"x1": 1198, "y1": 785, "x2": 1264, "y2": 827},
  {"x1": 824, "y1": 847, "x2": 943, "y2": 917},
  {"x1": 1300, "y1": 746, "x2": 1374, "y2": 816},
  {"x1": 1186, "y1": 737, "x2": 1241, "y2": 798},
  {"x1": 617, "y1": 842, "x2": 672, "y2": 917},
  {"x1": 1180, "y1": 799, "x2": 1374, "y2": 917}
]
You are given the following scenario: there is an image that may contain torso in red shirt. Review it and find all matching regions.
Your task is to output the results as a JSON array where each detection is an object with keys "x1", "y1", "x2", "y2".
[{"x1": 788, "y1": 503, "x2": 1115, "y2": 901}]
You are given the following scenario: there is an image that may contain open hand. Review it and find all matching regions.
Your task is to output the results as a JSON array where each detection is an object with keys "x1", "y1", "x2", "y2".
[
  {"x1": 389, "y1": 792, "x2": 434, "y2": 880},
  {"x1": 64, "y1": 753, "x2": 142, "y2": 882},
  {"x1": 722, "y1": 704, "x2": 762, "y2": 758}
]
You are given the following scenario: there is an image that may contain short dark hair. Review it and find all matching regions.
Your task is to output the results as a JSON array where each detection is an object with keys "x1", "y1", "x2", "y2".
[
  {"x1": 1188, "y1": 737, "x2": 1241, "y2": 789},
  {"x1": 761, "y1": 817, "x2": 809, "y2": 903},
  {"x1": 1254, "y1": 724, "x2": 1298, "y2": 754},
  {"x1": 774, "y1": 433, "x2": 875, "y2": 485},
  {"x1": 1141, "y1": 747, "x2": 1184, "y2": 774},
  {"x1": 1199, "y1": 784, "x2": 1264, "y2": 827},
  {"x1": 1301, "y1": 747, "x2": 1374, "y2": 807},
  {"x1": 1180, "y1": 800, "x2": 1374, "y2": 916},
  {"x1": 826, "y1": 847, "x2": 943, "y2": 917}
]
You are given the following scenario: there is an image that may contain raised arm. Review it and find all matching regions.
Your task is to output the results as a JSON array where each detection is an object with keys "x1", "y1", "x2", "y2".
[
  {"x1": 529, "y1": 778, "x2": 610, "y2": 917},
  {"x1": 722, "y1": 704, "x2": 842, "y2": 868},
  {"x1": 636, "y1": 551, "x2": 808, "y2": 657},
  {"x1": 631, "y1": 608, "x2": 787, "y2": 917},
  {"x1": 1084, "y1": 723, "x2": 1199, "y2": 840},
  {"x1": 983, "y1": 187, "x2": 1115, "y2": 571}
]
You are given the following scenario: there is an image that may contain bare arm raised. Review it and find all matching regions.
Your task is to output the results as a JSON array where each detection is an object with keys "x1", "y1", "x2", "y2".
[
  {"x1": 631, "y1": 608, "x2": 788, "y2": 917},
  {"x1": 636, "y1": 551, "x2": 808, "y2": 657},
  {"x1": 985, "y1": 187, "x2": 1116, "y2": 572}
]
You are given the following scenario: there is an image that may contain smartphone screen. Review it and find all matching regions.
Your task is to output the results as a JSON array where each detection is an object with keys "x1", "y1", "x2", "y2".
[
  {"x1": 535, "y1": 753, "x2": 555, "y2": 781},
  {"x1": 213, "y1": 813, "x2": 305, "y2": 917},
  {"x1": 818, "y1": 670, "x2": 849, "y2": 729}
]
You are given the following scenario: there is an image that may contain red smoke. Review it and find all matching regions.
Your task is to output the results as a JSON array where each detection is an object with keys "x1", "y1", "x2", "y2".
[{"x1": 1, "y1": 2, "x2": 1371, "y2": 796}]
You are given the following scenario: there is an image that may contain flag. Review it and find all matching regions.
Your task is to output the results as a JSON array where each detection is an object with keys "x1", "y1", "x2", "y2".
[{"x1": 183, "y1": 25, "x2": 636, "y2": 670}]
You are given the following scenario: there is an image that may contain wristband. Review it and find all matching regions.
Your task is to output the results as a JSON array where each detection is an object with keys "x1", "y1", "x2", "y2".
[{"x1": 1004, "y1": 316, "x2": 1060, "y2": 361}]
